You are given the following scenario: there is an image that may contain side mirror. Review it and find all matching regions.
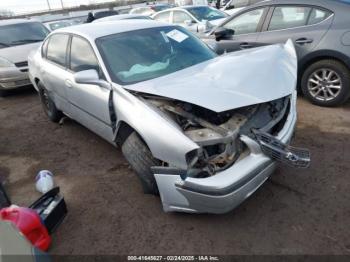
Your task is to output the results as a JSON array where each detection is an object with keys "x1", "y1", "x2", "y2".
[
  {"x1": 214, "y1": 27, "x2": 234, "y2": 41},
  {"x1": 74, "y1": 69, "x2": 110, "y2": 89},
  {"x1": 184, "y1": 19, "x2": 193, "y2": 26}
]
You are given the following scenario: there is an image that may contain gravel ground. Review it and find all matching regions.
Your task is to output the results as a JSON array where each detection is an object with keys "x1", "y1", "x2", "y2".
[{"x1": 0, "y1": 88, "x2": 349, "y2": 255}]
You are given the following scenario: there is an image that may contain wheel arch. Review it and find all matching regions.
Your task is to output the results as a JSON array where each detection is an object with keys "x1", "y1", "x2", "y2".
[
  {"x1": 299, "y1": 50, "x2": 350, "y2": 79},
  {"x1": 114, "y1": 121, "x2": 135, "y2": 147},
  {"x1": 33, "y1": 77, "x2": 41, "y2": 90}
]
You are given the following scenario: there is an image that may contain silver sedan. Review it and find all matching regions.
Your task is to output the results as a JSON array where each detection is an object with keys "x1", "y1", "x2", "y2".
[
  {"x1": 0, "y1": 19, "x2": 49, "y2": 96},
  {"x1": 28, "y1": 20, "x2": 310, "y2": 214}
]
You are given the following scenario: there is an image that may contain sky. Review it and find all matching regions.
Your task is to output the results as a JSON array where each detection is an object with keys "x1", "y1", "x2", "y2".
[{"x1": 0, "y1": 0, "x2": 115, "y2": 14}]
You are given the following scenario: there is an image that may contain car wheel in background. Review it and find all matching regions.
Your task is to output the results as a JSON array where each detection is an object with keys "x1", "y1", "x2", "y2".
[
  {"x1": 121, "y1": 132, "x2": 161, "y2": 195},
  {"x1": 38, "y1": 82, "x2": 63, "y2": 122},
  {"x1": 301, "y1": 59, "x2": 350, "y2": 107}
]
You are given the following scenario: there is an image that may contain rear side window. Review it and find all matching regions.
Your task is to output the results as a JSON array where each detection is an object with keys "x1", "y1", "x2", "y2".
[
  {"x1": 153, "y1": 11, "x2": 171, "y2": 22},
  {"x1": 70, "y1": 36, "x2": 99, "y2": 73},
  {"x1": 307, "y1": 8, "x2": 332, "y2": 25},
  {"x1": 46, "y1": 34, "x2": 69, "y2": 67},
  {"x1": 268, "y1": 6, "x2": 311, "y2": 31}
]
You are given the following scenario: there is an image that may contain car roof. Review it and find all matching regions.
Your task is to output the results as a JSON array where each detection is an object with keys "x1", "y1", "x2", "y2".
[
  {"x1": 182, "y1": 5, "x2": 213, "y2": 9},
  {"x1": 54, "y1": 20, "x2": 168, "y2": 40},
  {"x1": 252, "y1": 0, "x2": 350, "y2": 10},
  {"x1": 0, "y1": 19, "x2": 39, "y2": 26},
  {"x1": 93, "y1": 14, "x2": 148, "y2": 22},
  {"x1": 157, "y1": 5, "x2": 211, "y2": 12}
]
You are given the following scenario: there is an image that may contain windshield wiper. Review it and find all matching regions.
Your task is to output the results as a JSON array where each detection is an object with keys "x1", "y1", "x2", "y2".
[{"x1": 11, "y1": 39, "x2": 43, "y2": 45}]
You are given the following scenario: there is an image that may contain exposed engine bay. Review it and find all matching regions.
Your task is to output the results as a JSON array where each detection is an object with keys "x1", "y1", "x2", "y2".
[{"x1": 139, "y1": 93, "x2": 292, "y2": 178}]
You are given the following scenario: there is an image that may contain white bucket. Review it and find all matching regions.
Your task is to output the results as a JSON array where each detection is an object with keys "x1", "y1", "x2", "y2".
[{"x1": 35, "y1": 170, "x2": 54, "y2": 194}]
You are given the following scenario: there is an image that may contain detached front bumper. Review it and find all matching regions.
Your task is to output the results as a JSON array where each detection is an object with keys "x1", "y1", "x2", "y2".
[
  {"x1": 0, "y1": 65, "x2": 31, "y2": 91},
  {"x1": 154, "y1": 92, "x2": 299, "y2": 214}
]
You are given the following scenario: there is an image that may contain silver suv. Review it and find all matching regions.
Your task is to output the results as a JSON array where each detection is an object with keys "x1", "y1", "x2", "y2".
[{"x1": 0, "y1": 19, "x2": 49, "y2": 96}]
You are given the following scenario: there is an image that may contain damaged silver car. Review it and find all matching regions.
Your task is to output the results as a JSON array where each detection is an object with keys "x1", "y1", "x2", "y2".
[{"x1": 28, "y1": 20, "x2": 310, "y2": 214}]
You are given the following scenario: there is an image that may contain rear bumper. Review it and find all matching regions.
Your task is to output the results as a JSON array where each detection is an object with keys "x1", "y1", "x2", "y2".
[
  {"x1": 0, "y1": 67, "x2": 31, "y2": 91},
  {"x1": 154, "y1": 91, "x2": 297, "y2": 214}
]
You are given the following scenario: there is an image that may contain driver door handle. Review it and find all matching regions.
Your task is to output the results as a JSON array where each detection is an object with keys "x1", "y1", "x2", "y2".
[
  {"x1": 240, "y1": 42, "x2": 253, "y2": 49},
  {"x1": 65, "y1": 79, "x2": 73, "y2": 88},
  {"x1": 295, "y1": 38, "x2": 313, "y2": 44}
]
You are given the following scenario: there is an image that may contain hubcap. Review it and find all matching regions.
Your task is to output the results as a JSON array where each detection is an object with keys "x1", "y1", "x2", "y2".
[{"x1": 308, "y1": 68, "x2": 342, "y2": 101}]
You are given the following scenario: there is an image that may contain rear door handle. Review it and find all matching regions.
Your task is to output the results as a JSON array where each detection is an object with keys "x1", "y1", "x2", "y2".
[
  {"x1": 295, "y1": 38, "x2": 313, "y2": 44},
  {"x1": 239, "y1": 42, "x2": 253, "y2": 49},
  {"x1": 65, "y1": 79, "x2": 73, "y2": 88}
]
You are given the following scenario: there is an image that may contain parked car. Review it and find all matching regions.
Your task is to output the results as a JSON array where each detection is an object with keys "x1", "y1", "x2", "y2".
[
  {"x1": 129, "y1": 4, "x2": 173, "y2": 16},
  {"x1": 0, "y1": 19, "x2": 49, "y2": 96},
  {"x1": 45, "y1": 20, "x2": 72, "y2": 31},
  {"x1": 93, "y1": 10, "x2": 119, "y2": 20},
  {"x1": 93, "y1": 14, "x2": 153, "y2": 23},
  {"x1": 152, "y1": 6, "x2": 228, "y2": 34},
  {"x1": 29, "y1": 20, "x2": 310, "y2": 214},
  {"x1": 175, "y1": 0, "x2": 208, "y2": 6},
  {"x1": 221, "y1": 0, "x2": 264, "y2": 15},
  {"x1": 202, "y1": 0, "x2": 350, "y2": 107}
]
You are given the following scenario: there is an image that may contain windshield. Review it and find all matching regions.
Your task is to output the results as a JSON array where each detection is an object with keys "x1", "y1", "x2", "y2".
[
  {"x1": 97, "y1": 26, "x2": 216, "y2": 85},
  {"x1": 0, "y1": 22, "x2": 49, "y2": 48},
  {"x1": 186, "y1": 6, "x2": 227, "y2": 21}
]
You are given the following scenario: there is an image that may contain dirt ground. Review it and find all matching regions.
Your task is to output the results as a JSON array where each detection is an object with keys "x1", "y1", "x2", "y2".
[{"x1": 0, "y1": 88, "x2": 349, "y2": 255}]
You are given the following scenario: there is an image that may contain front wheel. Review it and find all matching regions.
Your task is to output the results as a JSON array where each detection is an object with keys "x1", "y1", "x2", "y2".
[
  {"x1": 38, "y1": 82, "x2": 63, "y2": 122},
  {"x1": 0, "y1": 90, "x2": 8, "y2": 97},
  {"x1": 121, "y1": 132, "x2": 161, "y2": 195},
  {"x1": 301, "y1": 60, "x2": 350, "y2": 107}
]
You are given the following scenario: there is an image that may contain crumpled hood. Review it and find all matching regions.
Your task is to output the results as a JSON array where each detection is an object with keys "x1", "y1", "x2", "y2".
[
  {"x1": 0, "y1": 42, "x2": 41, "y2": 63},
  {"x1": 124, "y1": 41, "x2": 297, "y2": 113}
]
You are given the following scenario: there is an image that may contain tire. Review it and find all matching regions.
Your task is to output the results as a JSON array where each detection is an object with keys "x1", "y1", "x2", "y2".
[
  {"x1": 301, "y1": 59, "x2": 350, "y2": 107},
  {"x1": 38, "y1": 82, "x2": 63, "y2": 123},
  {"x1": 0, "y1": 90, "x2": 8, "y2": 97},
  {"x1": 121, "y1": 132, "x2": 161, "y2": 195}
]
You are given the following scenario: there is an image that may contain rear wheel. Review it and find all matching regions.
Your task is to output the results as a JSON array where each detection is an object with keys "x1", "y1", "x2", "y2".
[
  {"x1": 38, "y1": 82, "x2": 63, "y2": 122},
  {"x1": 301, "y1": 59, "x2": 350, "y2": 107},
  {"x1": 121, "y1": 132, "x2": 161, "y2": 195}
]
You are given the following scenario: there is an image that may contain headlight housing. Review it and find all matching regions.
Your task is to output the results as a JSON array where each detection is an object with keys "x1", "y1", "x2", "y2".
[{"x1": 0, "y1": 57, "x2": 14, "y2": 68}]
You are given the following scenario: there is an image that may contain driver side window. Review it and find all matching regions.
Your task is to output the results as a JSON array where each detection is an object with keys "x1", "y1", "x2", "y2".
[
  {"x1": 70, "y1": 36, "x2": 103, "y2": 78},
  {"x1": 223, "y1": 8, "x2": 265, "y2": 35},
  {"x1": 173, "y1": 11, "x2": 193, "y2": 24}
]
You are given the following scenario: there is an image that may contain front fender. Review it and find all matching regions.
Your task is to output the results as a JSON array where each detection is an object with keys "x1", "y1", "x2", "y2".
[{"x1": 112, "y1": 85, "x2": 199, "y2": 169}]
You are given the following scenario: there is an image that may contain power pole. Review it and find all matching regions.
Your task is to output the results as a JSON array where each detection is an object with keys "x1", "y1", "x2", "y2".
[
  {"x1": 46, "y1": 0, "x2": 51, "y2": 10},
  {"x1": 60, "y1": 0, "x2": 64, "y2": 9}
]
